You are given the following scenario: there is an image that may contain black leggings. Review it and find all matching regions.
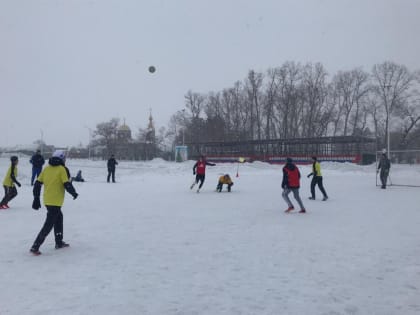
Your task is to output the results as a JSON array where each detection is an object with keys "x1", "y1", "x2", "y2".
[
  {"x1": 32, "y1": 206, "x2": 64, "y2": 249},
  {"x1": 195, "y1": 174, "x2": 205, "y2": 188},
  {"x1": 107, "y1": 169, "x2": 116, "y2": 182},
  {"x1": 0, "y1": 186, "x2": 17, "y2": 206},
  {"x1": 310, "y1": 176, "x2": 328, "y2": 199}
]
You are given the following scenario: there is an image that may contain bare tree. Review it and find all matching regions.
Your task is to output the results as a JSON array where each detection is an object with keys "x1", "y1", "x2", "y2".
[
  {"x1": 330, "y1": 68, "x2": 370, "y2": 136},
  {"x1": 93, "y1": 118, "x2": 120, "y2": 156},
  {"x1": 371, "y1": 61, "x2": 414, "y2": 149},
  {"x1": 273, "y1": 62, "x2": 303, "y2": 138},
  {"x1": 301, "y1": 63, "x2": 329, "y2": 137}
]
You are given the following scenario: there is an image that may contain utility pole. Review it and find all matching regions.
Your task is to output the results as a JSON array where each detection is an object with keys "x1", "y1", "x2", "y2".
[
  {"x1": 84, "y1": 126, "x2": 93, "y2": 159},
  {"x1": 384, "y1": 84, "x2": 392, "y2": 158},
  {"x1": 40, "y1": 129, "x2": 44, "y2": 155}
]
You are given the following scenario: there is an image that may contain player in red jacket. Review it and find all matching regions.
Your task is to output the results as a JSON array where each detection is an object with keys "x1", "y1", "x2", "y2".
[
  {"x1": 282, "y1": 157, "x2": 306, "y2": 213},
  {"x1": 190, "y1": 155, "x2": 216, "y2": 193}
]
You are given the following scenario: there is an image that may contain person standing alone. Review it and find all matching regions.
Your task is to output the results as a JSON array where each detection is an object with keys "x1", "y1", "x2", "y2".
[
  {"x1": 307, "y1": 156, "x2": 328, "y2": 201},
  {"x1": 377, "y1": 149, "x2": 391, "y2": 189},
  {"x1": 107, "y1": 154, "x2": 118, "y2": 183},
  {"x1": 30, "y1": 150, "x2": 78, "y2": 255},
  {"x1": 282, "y1": 157, "x2": 306, "y2": 213},
  {"x1": 30, "y1": 149, "x2": 45, "y2": 186}
]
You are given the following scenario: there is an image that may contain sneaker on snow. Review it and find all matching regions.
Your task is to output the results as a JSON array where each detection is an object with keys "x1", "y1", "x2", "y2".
[
  {"x1": 308, "y1": 197, "x2": 315, "y2": 200},
  {"x1": 284, "y1": 206, "x2": 294, "y2": 213},
  {"x1": 55, "y1": 242, "x2": 70, "y2": 249},
  {"x1": 30, "y1": 248, "x2": 41, "y2": 256},
  {"x1": 322, "y1": 196, "x2": 328, "y2": 201},
  {"x1": 299, "y1": 209, "x2": 306, "y2": 213}
]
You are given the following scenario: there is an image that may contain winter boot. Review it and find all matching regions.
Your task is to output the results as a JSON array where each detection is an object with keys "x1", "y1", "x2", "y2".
[
  {"x1": 30, "y1": 247, "x2": 41, "y2": 256},
  {"x1": 55, "y1": 241, "x2": 70, "y2": 249},
  {"x1": 308, "y1": 197, "x2": 315, "y2": 200},
  {"x1": 322, "y1": 196, "x2": 328, "y2": 201},
  {"x1": 299, "y1": 209, "x2": 306, "y2": 213}
]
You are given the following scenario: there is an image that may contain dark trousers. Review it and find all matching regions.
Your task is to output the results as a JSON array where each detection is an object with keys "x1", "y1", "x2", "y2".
[
  {"x1": 380, "y1": 169, "x2": 389, "y2": 188},
  {"x1": 107, "y1": 168, "x2": 116, "y2": 182},
  {"x1": 310, "y1": 176, "x2": 328, "y2": 199},
  {"x1": 32, "y1": 205, "x2": 64, "y2": 250},
  {"x1": 217, "y1": 182, "x2": 233, "y2": 192},
  {"x1": 0, "y1": 186, "x2": 17, "y2": 206},
  {"x1": 31, "y1": 167, "x2": 42, "y2": 185},
  {"x1": 195, "y1": 174, "x2": 205, "y2": 188}
]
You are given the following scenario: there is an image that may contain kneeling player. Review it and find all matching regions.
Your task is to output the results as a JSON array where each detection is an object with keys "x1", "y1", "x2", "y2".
[{"x1": 216, "y1": 174, "x2": 233, "y2": 192}]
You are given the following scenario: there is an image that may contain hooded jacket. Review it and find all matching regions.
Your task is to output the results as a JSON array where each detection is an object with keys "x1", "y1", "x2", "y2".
[
  {"x1": 282, "y1": 162, "x2": 301, "y2": 189},
  {"x1": 30, "y1": 153, "x2": 45, "y2": 168},
  {"x1": 33, "y1": 157, "x2": 75, "y2": 207}
]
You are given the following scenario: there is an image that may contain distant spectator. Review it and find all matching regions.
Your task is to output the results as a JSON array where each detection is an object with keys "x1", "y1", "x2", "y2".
[
  {"x1": 107, "y1": 155, "x2": 118, "y2": 183},
  {"x1": 30, "y1": 150, "x2": 45, "y2": 186},
  {"x1": 377, "y1": 149, "x2": 391, "y2": 189}
]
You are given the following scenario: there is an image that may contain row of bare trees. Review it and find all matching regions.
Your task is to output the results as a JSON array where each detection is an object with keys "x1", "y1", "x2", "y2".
[{"x1": 169, "y1": 61, "x2": 420, "y2": 150}]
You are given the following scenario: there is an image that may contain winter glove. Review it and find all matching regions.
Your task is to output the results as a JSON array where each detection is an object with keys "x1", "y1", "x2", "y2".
[
  {"x1": 71, "y1": 193, "x2": 78, "y2": 200},
  {"x1": 307, "y1": 173, "x2": 313, "y2": 178},
  {"x1": 16, "y1": 182, "x2": 21, "y2": 187},
  {"x1": 193, "y1": 170, "x2": 196, "y2": 175},
  {"x1": 32, "y1": 197, "x2": 41, "y2": 210}
]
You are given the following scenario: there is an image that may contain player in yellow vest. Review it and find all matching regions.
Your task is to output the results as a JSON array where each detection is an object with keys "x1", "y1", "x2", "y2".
[
  {"x1": 307, "y1": 156, "x2": 328, "y2": 201},
  {"x1": 0, "y1": 156, "x2": 21, "y2": 209},
  {"x1": 30, "y1": 150, "x2": 78, "y2": 255}
]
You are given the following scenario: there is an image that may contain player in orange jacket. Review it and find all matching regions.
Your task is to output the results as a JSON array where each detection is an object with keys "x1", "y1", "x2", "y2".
[{"x1": 216, "y1": 174, "x2": 233, "y2": 192}]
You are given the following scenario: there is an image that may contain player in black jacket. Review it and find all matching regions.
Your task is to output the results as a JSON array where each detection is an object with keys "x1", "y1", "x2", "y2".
[
  {"x1": 107, "y1": 155, "x2": 118, "y2": 183},
  {"x1": 30, "y1": 150, "x2": 45, "y2": 186}
]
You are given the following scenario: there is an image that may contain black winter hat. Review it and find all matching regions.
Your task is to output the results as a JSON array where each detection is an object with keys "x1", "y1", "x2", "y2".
[
  {"x1": 286, "y1": 157, "x2": 293, "y2": 163},
  {"x1": 10, "y1": 156, "x2": 18, "y2": 162}
]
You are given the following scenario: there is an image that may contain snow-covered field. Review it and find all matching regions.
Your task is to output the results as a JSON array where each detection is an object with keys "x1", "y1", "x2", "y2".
[{"x1": 1, "y1": 157, "x2": 420, "y2": 315}]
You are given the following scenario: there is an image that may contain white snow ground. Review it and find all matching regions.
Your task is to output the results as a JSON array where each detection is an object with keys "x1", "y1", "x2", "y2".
[{"x1": 0, "y1": 157, "x2": 420, "y2": 315}]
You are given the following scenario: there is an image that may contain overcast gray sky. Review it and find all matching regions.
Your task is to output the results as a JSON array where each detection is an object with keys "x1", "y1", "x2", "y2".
[{"x1": 1, "y1": 0, "x2": 420, "y2": 148}]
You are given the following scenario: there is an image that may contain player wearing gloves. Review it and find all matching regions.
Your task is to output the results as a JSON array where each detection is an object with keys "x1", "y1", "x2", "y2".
[
  {"x1": 190, "y1": 155, "x2": 216, "y2": 193},
  {"x1": 0, "y1": 156, "x2": 21, "y2": 209},
  {"x1": 30, "y1": 150, "x2": 78, "y2": 255}
]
